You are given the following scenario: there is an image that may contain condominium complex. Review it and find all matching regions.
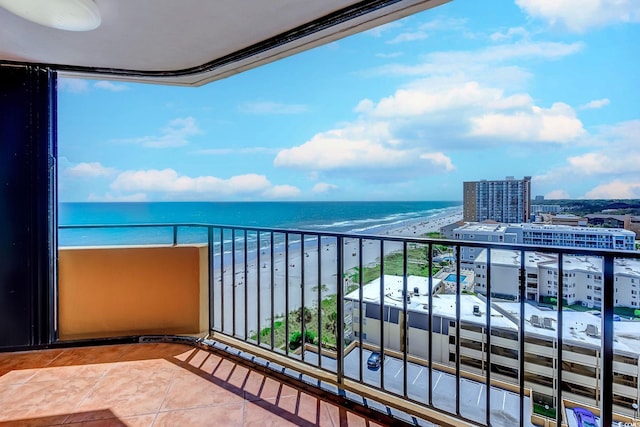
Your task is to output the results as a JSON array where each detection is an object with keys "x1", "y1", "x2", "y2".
[
  {"x1": 473, "y1": 249, "x2": 640, "y2": 308},
  {"x1": 463, "y1": 176, "x2": 531, "y2": 223},
  {"x1": 346, "y1": 276, "x2": 640, "y2": 418},
  {"x1": 443, "y1": 222, "x2": 637, "y2": 264}
]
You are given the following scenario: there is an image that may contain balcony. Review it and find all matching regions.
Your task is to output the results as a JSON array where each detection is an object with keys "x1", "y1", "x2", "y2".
[
  {"x1": 3, "y1": 223, "x2": 640, "y2": 427},
  {"x1": 0, "y1": 341, "x2": 390, "y2": 426}
]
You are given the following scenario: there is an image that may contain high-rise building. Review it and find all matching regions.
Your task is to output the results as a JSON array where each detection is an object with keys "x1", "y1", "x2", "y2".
[{"x1": 463, "y1": 176, "x2": 531, "y2": 223}]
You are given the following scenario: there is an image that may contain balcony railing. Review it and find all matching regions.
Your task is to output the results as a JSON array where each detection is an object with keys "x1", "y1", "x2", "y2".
[{"x1": 59, "y1": 223, "x2": 640, "y2": 427}]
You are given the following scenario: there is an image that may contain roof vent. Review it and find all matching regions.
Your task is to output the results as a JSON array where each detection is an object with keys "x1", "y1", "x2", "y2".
[{"x1": 414, "y1": 286, "x2": 420, "y2": 296}]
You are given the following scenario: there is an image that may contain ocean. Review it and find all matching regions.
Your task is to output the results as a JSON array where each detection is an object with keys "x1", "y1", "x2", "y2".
[{"x1": 58, "y1": 201, "x2": 461, "y2": 247}]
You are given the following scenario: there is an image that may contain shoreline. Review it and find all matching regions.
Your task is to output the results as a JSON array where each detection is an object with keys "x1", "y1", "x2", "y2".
[{"x1": 214, "y1": 208, "x2": 463, "y2": 333}]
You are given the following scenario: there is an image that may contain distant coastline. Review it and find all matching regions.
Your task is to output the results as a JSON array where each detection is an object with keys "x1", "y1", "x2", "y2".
[{"x1": 58, "y1": 201, "x2": 462, "y2": 246}]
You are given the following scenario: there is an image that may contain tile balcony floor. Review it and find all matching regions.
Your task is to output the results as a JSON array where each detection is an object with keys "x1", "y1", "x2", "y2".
[{"x1": 0, "y1": 342, "x2": 387, "y2": 427}]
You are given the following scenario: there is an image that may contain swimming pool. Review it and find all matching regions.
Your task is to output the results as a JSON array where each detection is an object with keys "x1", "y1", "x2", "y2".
[{"x1": 445, "y1": 274, "x2": 467, "y2": 282}]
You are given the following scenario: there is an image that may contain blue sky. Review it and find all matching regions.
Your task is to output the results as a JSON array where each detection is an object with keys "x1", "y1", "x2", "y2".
[{"x1": 58, "y1": 0, "x2": 640, "y2": 202}]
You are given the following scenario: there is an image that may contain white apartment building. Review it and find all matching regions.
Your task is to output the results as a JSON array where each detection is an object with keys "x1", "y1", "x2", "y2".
[
  {"x1": 473, "y1": 249, "x2": 640, "y2": 308},
  {"x1": 346, "y1": 276, "x2": 640, "y2": 417},
  {"x1": 446, "y1": 222, "x2": 636, "y2": 265}
]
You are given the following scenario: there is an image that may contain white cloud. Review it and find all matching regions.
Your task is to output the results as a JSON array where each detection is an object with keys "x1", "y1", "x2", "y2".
[
  {"x1": 545, "y1": 189, "x2": 571, "y2": 199},
  {"x1": 111, "y1": 169, "x2": 270, "y2": 196},
  {"x1": 262, "y1": 185, "x2": 301, "y2": 199},
  {"x1": 563, "y1": 120, "x2": 640, "y2": 175},
  {"x1": 107, "y1": 168, "x2": 301, "y2": 200},
  {"x1": 579, "y1": 98, "x2": 610, "y2": 110},
  {"x1": 116, "y1": 117, "x2": 202, "y2": 148},
  {"x1": 470, "y1": 102, "x2": 585, "y2": 142},
  {"x1": 516, "y1": 0, "x2": 640, "y2": 32},
  {"x1": 371, "y1": 41, "x2": 583, "y2": 81},
  {"x1": 567, "y1": 152, "x2": 640, "y2": 176},
  {"x1": 583, "y1": 181, "x2": 640, "y2": 199},
  {"x1": 375, "y1": 52, "x2": 403, "y2": 59},
  {"x1": 238, "y1": 101, "x2": 309, "y2": 115},
  {"x1": 366, "y1": 21, "x2": 403, "y2": 37},
  {"x1": 354, "y1": 78, "x2": 584, "y2": 145},
  {"x1": 276, "y1": 41, "x2": 588, "y2": 182},
  {"x1": 419, "y1": 17, "x2": 468, "y2": 32},
  {"x1": 387, "y1": 31, "x2": 429, "y2": 44},
  {"x1": 195, "y1": 147, "x2": 272, "y2": 155},
  {"x1": 274, "y1": 120, "x2": 455, "y2": 181},
  {"x1": 64, "y1": 162, "x2": 116, "y2": 178},
  {"x1": 312, "y1": 182, "x2": 338, "y2": 193},
  {"x1": 534, "y1": 120, "x2": 640, "y2": 198},
  {"x1": 419, "y1": 153, "x2": 455, "y2": 171},
  {"x1": 489, "y1": 27, "x2": 529, "y2": 42},
  {"x1": 58, "y1": 78, "x2": 89, "y2": 93},
  {"x1": 94, "y1": 81, "x2": 129, "y2": 92},
  {"x1": 365, "y1": 81, "x2": 530, "y2": 118},
  {"x1": 88, "y1": 192, "x2": 148, "y2": 202}
]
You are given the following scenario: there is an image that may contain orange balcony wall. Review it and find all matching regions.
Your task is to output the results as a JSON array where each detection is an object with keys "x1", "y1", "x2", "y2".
[{"x1": 58, "y1": 245, "x2": 209, "y2": 340}]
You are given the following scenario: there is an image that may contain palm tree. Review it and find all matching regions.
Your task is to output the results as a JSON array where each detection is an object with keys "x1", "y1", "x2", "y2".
[{"x1": 325, "y1": 311, "x2": 338, "y2": 337}]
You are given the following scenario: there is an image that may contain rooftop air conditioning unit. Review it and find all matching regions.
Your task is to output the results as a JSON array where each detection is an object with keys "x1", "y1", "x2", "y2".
[
  {"x1": 586, "y1": 324, "x2": 600, "y2": 337},
  {"x1": 542, "y1": 317, "x2": 554, "y2": 330},
  {"x1": 414, "y1": 286, "x2": 420, "y2": 296},
  {"x1": 530, "y1": 314, "x2": 541, "y2": 327},
  {"x1": 473, "y1": 305, "x2": 481, "y2": 316}
]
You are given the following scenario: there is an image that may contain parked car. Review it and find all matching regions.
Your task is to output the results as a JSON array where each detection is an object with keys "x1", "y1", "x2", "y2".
[
  {"x1": 367, "y1": 351, "x2": 383, "y2": 369},
  {"x1": 574, "y1": 407, "x2": 597, "y2": 427}
]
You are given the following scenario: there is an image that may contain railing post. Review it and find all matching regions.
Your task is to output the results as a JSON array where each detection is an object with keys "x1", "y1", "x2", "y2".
[
  {"x1": 379, "y1": 239, "x2": 385, "y2": 390},
  {"x1": 556, "y1": 252, "x2": 564, "y2": 426},
  {"x1": 402, "y1": 241, "x2": 408, "y2": 397},
  {"x1": 455, "y1": 244, "x2": 461, "y2": 417},
  {"x1": 519, "y1": 250, "x2": 526, "y2": 427},
  {"x1": 358, "y1": 237, "x2": 364, "y2": 383},
  {"x1": 301, "y1": 233, "x2": 305, "y2": 362},
  {"x1": 428, "y1": 242, "x2": 434, "y2": 407},
  {"x1": 208, "y1": 226, "x2": 214, "y2": 332},
  {"x1": 244, "y1": 230, "x2": 248, "y2": 341},
  {"x1": 172, "y1": 225, "x2": 178, "y2": 246},
  {"x1": 336, "y1": 236, "x2": 344, "y2": 385},
  {"x1": 285, "y1": 233, "x2": 290, "y2": 356},
  {"x1": 232, "y1": 229, "x2": 236, "y2": 337},
  {"x1": 257, "y1": 232, "x2": 261, "y2": 346},
  {"x1": 317, "y1": 236, "x2": 322, "y2": 368},
  {"x1": 601, "y1": 254, "x2": 614, "y2": 427},
  {"x1": 485, "y1": 248, "x2": 491, "y2": 426}
]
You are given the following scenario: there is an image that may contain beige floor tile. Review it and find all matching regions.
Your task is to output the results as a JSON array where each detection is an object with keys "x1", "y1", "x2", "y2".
[{"x1": 154, "y1": 404, "x2": 244, "y2": 427}]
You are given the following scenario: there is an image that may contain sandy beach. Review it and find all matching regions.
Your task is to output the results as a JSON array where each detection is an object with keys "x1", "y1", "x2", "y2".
[{"x1": 213, "y1": 208, "x2": 463, "y2": 336}]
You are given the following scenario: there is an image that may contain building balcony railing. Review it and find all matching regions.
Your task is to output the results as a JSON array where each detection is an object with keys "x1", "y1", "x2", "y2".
[{"x1": 58, "y1": 223, "x2": 640, "y2": 427}]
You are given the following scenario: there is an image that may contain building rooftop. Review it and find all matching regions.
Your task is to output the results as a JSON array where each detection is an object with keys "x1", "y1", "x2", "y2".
[
  {"x1": 496, "y1": 302, "x2": 640, "y2": 357},
  {"x1": 474, "y1": 249, "x2": 640, "y2": 277},
  {"x1": 345, "y1": 276, "x2": 516, "y2": 330},
  {"x1": 346, "y1": 275, "x2": 640, "y2": 357},
  {"x1": 455, "y1": 222, "x2": 635, "y2": 236}
]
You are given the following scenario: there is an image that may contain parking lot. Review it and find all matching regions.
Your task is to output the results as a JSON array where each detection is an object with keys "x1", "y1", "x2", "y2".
[{"x1": 303, "y1": 347, "x2": 537, "y2": 427}]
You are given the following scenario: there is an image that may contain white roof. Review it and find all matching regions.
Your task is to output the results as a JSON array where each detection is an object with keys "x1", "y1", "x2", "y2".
[
  {"x1": 347, "y1": 275, "x2": 640, "y2": 357},
  {"x1": 496, "y1": 302, "x2": 640, "y2": 357}
]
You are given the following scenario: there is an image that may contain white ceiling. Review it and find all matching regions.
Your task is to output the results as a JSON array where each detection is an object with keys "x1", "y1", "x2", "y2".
[{"x1": 0, "y1": 0, "x2": 448, "y2": 86}]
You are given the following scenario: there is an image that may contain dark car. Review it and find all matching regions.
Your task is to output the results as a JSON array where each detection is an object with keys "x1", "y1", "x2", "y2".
[
  {"x1": 367, "y1": 351, "x2": 383, "y2": 369},
  {"x1": 573, "y1": 407, "x2": 597, "y2": 427}
]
